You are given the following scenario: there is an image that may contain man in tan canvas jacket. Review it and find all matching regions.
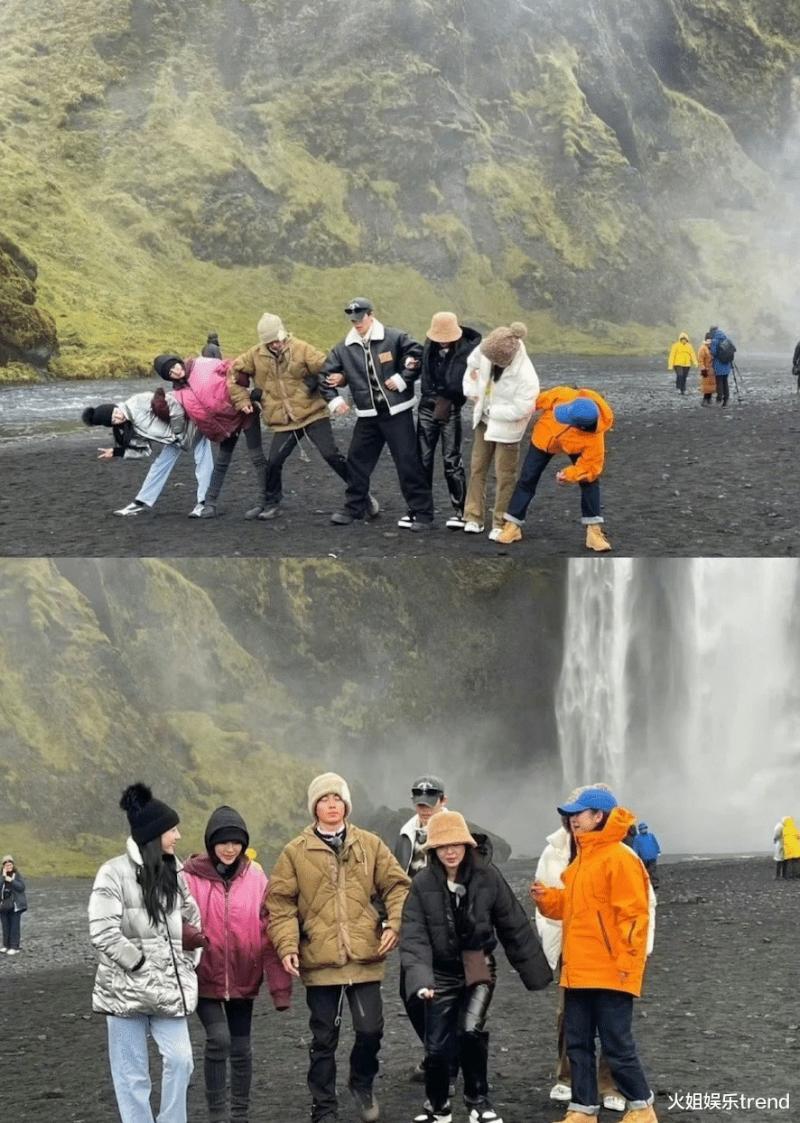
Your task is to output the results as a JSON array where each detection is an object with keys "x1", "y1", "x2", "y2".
[
  {"x1": 269, "y1": 772, "x2": 409, "y2": 1123},
  {"x1": 229, "y1": 313, "x2": 377, "y2": 520}
]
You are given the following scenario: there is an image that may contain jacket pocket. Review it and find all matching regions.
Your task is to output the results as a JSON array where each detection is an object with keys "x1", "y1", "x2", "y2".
[{"x1": 596, "y1": 911, "x2": 614, "y2": 958}]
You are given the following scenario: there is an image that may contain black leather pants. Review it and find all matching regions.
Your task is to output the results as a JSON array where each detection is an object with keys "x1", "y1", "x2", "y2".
[{"x1": 423, "y1": 964, "x2": 495, "y2": 1111}]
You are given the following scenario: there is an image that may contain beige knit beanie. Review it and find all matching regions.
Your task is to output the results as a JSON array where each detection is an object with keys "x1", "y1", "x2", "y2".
[
  {"x1": 480, "y1": 321, "x2": 528, "y2": 368},
  {"x1": 257, "y1": 312, "x2": 288, "y2": 345},
  {"x1": 307, "y1": 772, "x2": 352, "y2": 819}
]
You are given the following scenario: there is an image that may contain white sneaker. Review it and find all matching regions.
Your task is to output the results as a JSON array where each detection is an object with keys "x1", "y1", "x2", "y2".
[
  {"x1": 487, "y1": 528, "x2": 503, "y2": 541},
  {"x1": 397, "y1": 514, "x2": 415, "y2": 528},
  {"x1": 445, "y1": 514, "x2": 466, "y2": 529},
  {"x1": 6, "y1": 948, "x2": 19, "y2": 956},
  {"x1": 113, "y1": 500, "x2": 147, "y2": 517},
  {"x1": 603, "y1": 1094, "x2": 626, "y2": 1112},
  {"x1": 188, "y1": 503, "x2": 205, "y2": 518},
  {"x1": 549, "y1": 1083, "x2": 572, "y2": 1102},
  {"x1": 463, "y1": 521, "x2": 484, "y2": 533},
  {"x1": 468, "y1": 1105, "x2": 502, "y2": 1123},
  {"x1": 0, "y1": 947, "x2": 7, "y2": 953}
]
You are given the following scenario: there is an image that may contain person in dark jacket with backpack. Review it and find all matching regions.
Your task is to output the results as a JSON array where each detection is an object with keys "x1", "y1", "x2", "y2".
[
  {"x1": 401, "y1": 810, "x2": 551, "y2": 1123},
  {"x1": 321, "y1": 297, "x2": 434, "y2": 531},
  {"x1": 708, "y1": 327, "x2": 736, "y2": 406},
  {"x1": 416, "y1": 313, "x2": 482, "y2": 530}
]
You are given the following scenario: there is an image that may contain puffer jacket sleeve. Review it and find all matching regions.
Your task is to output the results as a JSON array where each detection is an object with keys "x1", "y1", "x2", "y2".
[
  {"x1": 299, "y1": 339, "x2": 328, "y2": 375},
  {"x1": 559, "y1": 436, "x2": 605, "y2": 484},
  {"x1": 88, "y1": 862, "x2": 146, "y2": 972},
  {"x1": 608, "y1": 851, "x2": 650, "y2": 979},
  {"x1": 266, "y1": 848, "x2": 301, "y2": 960},
  {"x1": 228, "y1": 349, "x2": 257, "y2": 410},
  {"x1": 688, "y1": 345, "x2": 698, "y2": 367},
  {"x1": 373, "y1": 840, "x2": 411, "y2": 931},
  {"x1": 395, "y1": 332, "x2": 423, "y2": 380},
  {"x1": 462, "y1": 347, "x2": 483, "y2": 400},
  {"x1": 534, "y1": 883, "x2": 565, "y2": 922},
  {"x1": 178, "y1": 872, "x2": 201, "y2": 929},
  {"x1": 534, "y1": 845, "x2": 564, "y2": 971},
  {"x1": 490, "y1": 868, "x2": 552, "y2": 990},
  {"x1": 487, "y1": 358, "x2": 539, "y2": 422},
  {"x1": 399, "y1": 879, "x2": 435, "y2": 996},
  {"x1": 321, "y1": 343, "x2": 347, "y2": 381}
]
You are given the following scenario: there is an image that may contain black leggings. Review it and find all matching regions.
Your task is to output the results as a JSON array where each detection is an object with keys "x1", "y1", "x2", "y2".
[
  {"x1": 424, "y1": 966, "x2": 495, "y2": 1111},
  {"x1": 196, "y1": 997, "x2": 254, "y2": 1123},
  {"x1": 206, "y1": 421, "x2": 267, "y2": 504}
]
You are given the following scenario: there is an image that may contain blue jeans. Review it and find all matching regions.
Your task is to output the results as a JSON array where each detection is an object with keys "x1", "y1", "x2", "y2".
[
  {"x1": 135, "y1": 439, "x2": 213, "y2": 507},
  {"x1": 0, "y1": 909, "x2": 21, "y2": 949},
  {"x1": 564, "y1": 989, "x2": 652, "y2": 1115},
  {"x1": 106, "y1": 1014, "x2": 194, "y2": 1123},
  {"x1": 504, "y1": 446, "x2": 602, "y2": 525}
]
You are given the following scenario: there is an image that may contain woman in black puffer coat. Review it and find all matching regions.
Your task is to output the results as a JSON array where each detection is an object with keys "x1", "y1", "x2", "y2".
[{"x1": 400, "y1": 811, "x2": 551, "y2": 1123}]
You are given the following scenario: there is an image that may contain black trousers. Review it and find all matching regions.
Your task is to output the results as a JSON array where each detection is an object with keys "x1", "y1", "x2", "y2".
[
  {"x1": 715, "y1": 374, "x2": 730, "y2": 404},
  {"x1": 0, "y1": 910, "x2": 21, "y2": 949},
  {"x1": 196, "y1": 997, "x2": 254, "y2": 1123},
  {"x1": 345, "y1": 408, "x2": 433, "y2": 521},
  {"x1": 306, "y1": 982, "x2": 383, "y2": 1122},
  {"x1": 206, "y1": 421, "x2": 267, "y2": 504},
  {"x1": 424, "y1": 967, "x2": 495, "y2": 1111},
  {"x1": 264, "y1": 417, "x2": 349, "y2": 504},
  {"x1": 775, "y1": 860, "x2": 788, "y2": 879},
  {"x1": 673, "y1": 366, "x2": 689, "y2": 393},
  {"x1": 416, "y1": 398, "x2": 466, "y2": 515}
]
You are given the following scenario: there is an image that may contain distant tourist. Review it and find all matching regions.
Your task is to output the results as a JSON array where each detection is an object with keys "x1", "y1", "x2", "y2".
[
  {"x1": 496, "y1": 387, "x2": 614, "y2": 552},
  {"x1": 202, "y1": 332, "x2": 223, "y2": 359},
  {"x1": 533, "y1": 787, "x2": 658, "y2": 1123},
  {"x1": 461, "y1": 322, "x2": 539, "y2": 540},
  {"x1": 666, "y1": 332, "x2": 697, "y2": 396},
  {"x1": 183, "y1": 806, "x2": 293, "y2": 1123},
  {"x1": 415, "y1": 312, "x2": 482, "y2": 530},
  {"x1": 631, "y1": 822, "x2": 662, "y2": 888},
  {"x1": 322, "y1": 298, "x2": 434, "y2": 531},
  {"x1": 697, "y1": 333, "x2": 715, "y2": 406},
  {"x1": 0, "y1": 855, "x2": 27, "y2": 955},
  {"x1": 88, "y1": 783, "x2": 200, "y2": 1123},
  {"x1": 793, "y1": 340, "x2": 800, "y2": 390},
  {"x1": 708, "y1": 326, "x2": 736, "y2": 406},
  {"x1": 402, "y1": 809, "x2": 551, "y2": 1123},
  {"x1": 773, "y1": 818, "x2": 788, "y2": 879},
  {"x1": 780, "y1": 816, "x2": 800, "y2": 879}
]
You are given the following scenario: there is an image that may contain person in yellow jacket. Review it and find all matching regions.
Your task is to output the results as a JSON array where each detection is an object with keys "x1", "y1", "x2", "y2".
[
  {"x1": 781, "y1": 816, "x2": 800, "y2": 878},
  {"x1": 667, "y1": 333, "x2": 698, "y2": 396},
  {"x1": 532, "y1": 787, "x2": 658, "y2": 1123},
  {"x1": 496, "y1": 387, "x2": 613, "y2": 551}
]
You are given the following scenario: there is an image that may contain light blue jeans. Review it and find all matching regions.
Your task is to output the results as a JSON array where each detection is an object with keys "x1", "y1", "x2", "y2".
[
  {"x1": 135, "y1": 439, "x2": 213, "y2": 507},
  {"x1": 106, "y1": 1013, "x2": 194, "y2": 1123}
]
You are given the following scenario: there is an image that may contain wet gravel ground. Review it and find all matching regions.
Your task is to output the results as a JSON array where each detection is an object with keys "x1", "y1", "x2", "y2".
[
  {"x1": 3, "y1": 857, "x2": 798, "y2": 1123},
  {"x1": 1, "y1": 357, "x2": 797, "y2": 557}
]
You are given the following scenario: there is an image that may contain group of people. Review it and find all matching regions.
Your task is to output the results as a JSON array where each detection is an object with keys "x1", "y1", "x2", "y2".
[
  {"x1": 772, "y1": 816, "x2": 800, "y2": 878},
  {"x1": 82, "y1": 299, "x2": 614, "y2": 552},
  {"x1": 666, "y1": 327, "x2": 737, "y2": 405},
  {"x1": 87, "y1": 774, "x2": 660, "y2": 1123}
]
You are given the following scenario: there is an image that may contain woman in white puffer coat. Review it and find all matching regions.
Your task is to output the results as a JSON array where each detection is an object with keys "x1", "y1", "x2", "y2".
[
  {"x1": 533, "y1": 784, "x2": 656, "y2": 1115},
  {"x1": 461, "y1": 322, "x2": 539, "y2": 540},
  {"x1": 89, "y1": 783, "x2": 203, "y2": 1123}
]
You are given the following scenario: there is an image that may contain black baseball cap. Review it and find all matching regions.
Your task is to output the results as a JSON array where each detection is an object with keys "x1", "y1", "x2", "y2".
[
  {"x1": 411, "y1": 775, "x2": 445, "y2": 806},
  {"x1": 344, "y1": 297, "x2": 373, "y2": 320}
]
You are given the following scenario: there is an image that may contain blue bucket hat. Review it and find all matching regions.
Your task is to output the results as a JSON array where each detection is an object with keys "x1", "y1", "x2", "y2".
[
  {"x1": 554, "y1": 397, "x2": 600, "y2": 428},
  {"x1": 557, "y1": 786, "x2": 618, "y2": 815}
]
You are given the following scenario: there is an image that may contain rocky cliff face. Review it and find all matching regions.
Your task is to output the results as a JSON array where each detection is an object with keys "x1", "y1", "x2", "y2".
[
  {"x1": 0, "y1": 559, "x2": 565, "y2": 873},
  {"x1": 0, "y1": 234, "x2": 58, "y2": 373},
  {"x1": 0, "y1": 0, "x2": 797, "y2": 379}
]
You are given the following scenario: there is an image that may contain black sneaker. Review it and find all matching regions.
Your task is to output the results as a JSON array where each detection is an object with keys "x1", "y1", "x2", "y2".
[
  {"x1": 397, "y1": 513, "x2": 414, "y2": 529},
  {"x1": 413, "y1": 1103, "x2": 452, "y2": 1123},
  {"x1": 467, "y1": 1103, "x2": 503, "y2": 1123},
  {"x1": 399, "y1": 516, "x2": 433, "y2": 532},
  {"x1": 349, "y1": 1084, "x2": 379, "y2": 1122}
]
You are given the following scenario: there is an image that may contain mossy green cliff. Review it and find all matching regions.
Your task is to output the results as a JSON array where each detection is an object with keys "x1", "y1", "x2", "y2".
[
  {"x1": 0, "y1": 0, "x2": 797, "y2": 381},
  {"x1": 0, "y1": 558, "x2": 565, "y2": 875}
]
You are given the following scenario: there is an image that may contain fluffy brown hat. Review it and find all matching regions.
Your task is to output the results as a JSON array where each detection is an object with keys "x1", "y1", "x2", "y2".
[
  {"x1": 480, "y1": 321, "x2": 528, "y2": 368},
  {"x1": 427, "y1": 312, "x2": 462, "y2": 344},
  {"x1": 423, "y1": 810, "x2": 477, "y2": 850}
]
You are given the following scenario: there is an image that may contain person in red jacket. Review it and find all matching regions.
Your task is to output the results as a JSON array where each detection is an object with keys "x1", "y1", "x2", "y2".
[
  {"x1": 532, "y1": 788, "x2": 657, "y2": 1123},
  {"x1": 497, "y1": 387, "x2": 613, "y2": 551},
  {"x1": 183, "y1": 806, "x2": 292, "y2": 1123}
]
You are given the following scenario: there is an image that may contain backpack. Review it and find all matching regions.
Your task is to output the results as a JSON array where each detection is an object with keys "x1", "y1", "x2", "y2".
[{"x1": 716, "y1": 337, "x2": 736, "y2": 364}]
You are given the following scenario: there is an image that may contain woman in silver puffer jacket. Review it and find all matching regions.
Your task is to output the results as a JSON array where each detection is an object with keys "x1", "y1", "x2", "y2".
[{"x1": 89, "y1": 783, "x2": 202, "y2": 1123}]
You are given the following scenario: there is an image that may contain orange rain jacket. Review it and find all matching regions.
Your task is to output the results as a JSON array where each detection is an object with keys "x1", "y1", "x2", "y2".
[
  {"x1": 534, "y1": 806, "x2": 651, "y2": 996},
  {"x1": 530, "y1": 387, "x2": 614, "y2": 484}
]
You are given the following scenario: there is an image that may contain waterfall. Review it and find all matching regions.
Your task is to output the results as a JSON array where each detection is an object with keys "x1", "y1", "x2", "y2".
[{"x1": 555, "y1": 558, "x2": 800, "y2": 852}]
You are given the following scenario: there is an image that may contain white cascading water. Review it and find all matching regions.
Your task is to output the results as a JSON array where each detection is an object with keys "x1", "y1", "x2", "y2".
[{"x1": 555, "y1": 558, "x2": 800, "y2": 852}]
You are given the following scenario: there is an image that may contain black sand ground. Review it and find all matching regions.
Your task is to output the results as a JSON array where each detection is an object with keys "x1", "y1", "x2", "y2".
[
  {"x1": 2, "y1": 857, "x2": 797, "y2": 1123},
  {"x1": 1, "y1": 388, "x2": 798, "y2": 558}
]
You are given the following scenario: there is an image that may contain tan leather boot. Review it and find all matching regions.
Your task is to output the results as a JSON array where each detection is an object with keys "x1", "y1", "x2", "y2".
[
  {"x1": 585, "y1": 524, "x2": 612, "y2": 551},
  {"x1": 497, "y1": 521, "x2": 522, "y2": 544},
  {"x1": 621, "y1": 1106, "x2": 659, "y2": 1123}
]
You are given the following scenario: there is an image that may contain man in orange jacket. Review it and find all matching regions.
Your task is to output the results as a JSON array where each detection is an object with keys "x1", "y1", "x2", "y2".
[
  {"x1": 532, "y1": 787, "x2": 657, "y2": 1123},
  {"x1": 496, "y1": 387, "x2": 613, "y2": 551}
]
